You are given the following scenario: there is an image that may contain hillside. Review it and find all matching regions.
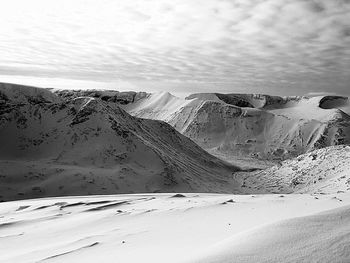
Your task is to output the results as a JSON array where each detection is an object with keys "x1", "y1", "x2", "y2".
[
  {"x1": 122, "y1": 92, "x2": 350, "y2": 162},
  {"x1": 0, "y1": 83, "x2": 239, "y2": 201},
  {"x1": 240, "y1": 145, "x2": 350, "y2": 194}
]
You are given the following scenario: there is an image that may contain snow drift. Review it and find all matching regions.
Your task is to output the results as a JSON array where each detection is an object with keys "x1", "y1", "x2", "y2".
[
  {"x1": 1, "y1": 193, "x2": 350, "y2": 263},
  {"x1": 190, "y1": 202, "x2": 350, "y2": 263}
]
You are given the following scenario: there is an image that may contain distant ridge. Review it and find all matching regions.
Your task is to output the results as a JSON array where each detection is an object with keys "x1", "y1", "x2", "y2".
[
  {"x1": 123, "y1": 92, "x2": 350, "y2": 161},
  {"x1": 53, "y1": 88, "x2": 350, "y2": 161}
]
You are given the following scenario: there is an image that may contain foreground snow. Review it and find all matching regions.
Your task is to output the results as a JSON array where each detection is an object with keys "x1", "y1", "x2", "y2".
[{"x1": 1, "y1": 193, "x2": 350, "y2": 263}]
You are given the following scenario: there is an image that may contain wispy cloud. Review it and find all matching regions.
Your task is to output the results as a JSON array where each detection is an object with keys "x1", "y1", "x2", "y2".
[{"x1": 0, "y1": 0, "x2": 349, "y2": 95}]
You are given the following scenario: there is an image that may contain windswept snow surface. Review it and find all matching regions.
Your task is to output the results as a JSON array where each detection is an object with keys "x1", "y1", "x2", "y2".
[
  {"x1": 0, "y1": 83, "x2": 240, "y2": 201},
  {"x1": 189, "y1": 200, "x2": 350, "y2": 263},
  {"x1": 1, "y1": 193, "x2": 350, "y2": 263}
]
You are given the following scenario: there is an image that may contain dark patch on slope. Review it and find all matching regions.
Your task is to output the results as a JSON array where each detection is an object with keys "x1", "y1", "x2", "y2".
[
  {"x1": 319, "y1": 96, "x2": 349, "y2": 109},
  {"x1": 85, "y1": 201, "x2": 129, "y2": 211},
  {"x1": 39, "y1": 242, "x2": 100, "y2": 261},
  {"x1": 215, "y1": 93, "x2": 255, "y2": 108}
]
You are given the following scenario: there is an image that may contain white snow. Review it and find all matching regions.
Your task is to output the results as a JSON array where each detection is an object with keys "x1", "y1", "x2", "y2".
[
  {"x1": 123, "y1": 91, "x2": 202, "y2": 133},
  {"x1": 189, "y1": 200, "x2": 350, "y2": 263},
  {"x1": 1, "y1": 193, "x2": 350, "y2": 263}
]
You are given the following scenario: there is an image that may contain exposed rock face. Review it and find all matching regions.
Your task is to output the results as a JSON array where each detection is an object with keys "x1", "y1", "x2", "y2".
[{"x1": 54, "y1": 89, "x2": 148, "y2": 105}]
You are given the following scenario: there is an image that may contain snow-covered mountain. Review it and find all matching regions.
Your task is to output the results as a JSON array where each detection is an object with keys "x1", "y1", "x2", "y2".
[
  {"x1": 3, "y1": 83, "x2": 350, "y2": 201},
  {"x1": 0, "y1": 83, "x2": 240, "y2": 201},
  {"x1": 121, "y1": 92, "x2": 350, "y2": 161}
]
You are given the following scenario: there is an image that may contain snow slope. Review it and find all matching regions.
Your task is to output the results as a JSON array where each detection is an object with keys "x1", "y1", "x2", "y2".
[
  {"x1": 122, "y1": 92, "x2": 350, "y2": 162},
  {"x1": 0, "y1": 83, "x2": 240, "y2": 201},
  {"x1": 241, "y1": 145, "x2": 350, "y2": 194},
  {"x1": 1, "y1": 193, "x2": 350, "y2": 263},
  {"x1": 190, "y1": 202, "x2": 350, "y2": 263}
]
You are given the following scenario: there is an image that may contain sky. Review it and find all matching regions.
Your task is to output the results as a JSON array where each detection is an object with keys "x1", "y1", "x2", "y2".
[{"x1": 0, "y1": 0, "x2": 349, "y2": 96}]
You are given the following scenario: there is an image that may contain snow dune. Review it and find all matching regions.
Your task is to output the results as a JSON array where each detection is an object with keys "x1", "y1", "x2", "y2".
[
  {"x1": 189, "y1": 202, "x2": 350, "y2": 263},
  {"x1": 1, "y1": 193, "x2": 350, "y2": 263}
]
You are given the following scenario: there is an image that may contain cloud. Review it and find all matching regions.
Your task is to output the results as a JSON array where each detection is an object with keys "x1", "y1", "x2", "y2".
[{"x1": 0, "y1": 0, "x2": 349, "y2": 95}]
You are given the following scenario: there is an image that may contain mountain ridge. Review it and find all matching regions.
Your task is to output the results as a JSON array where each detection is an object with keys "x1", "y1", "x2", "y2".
[
  {"x1": 123, "y1": 91, "x2": 350, "y2": 161},
  {"x1": 39, "y1": 87, "x2": 350, "y2": 161},
  {"x1": 0, "y1": 83, "x2": 240, "y2": 201}
]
